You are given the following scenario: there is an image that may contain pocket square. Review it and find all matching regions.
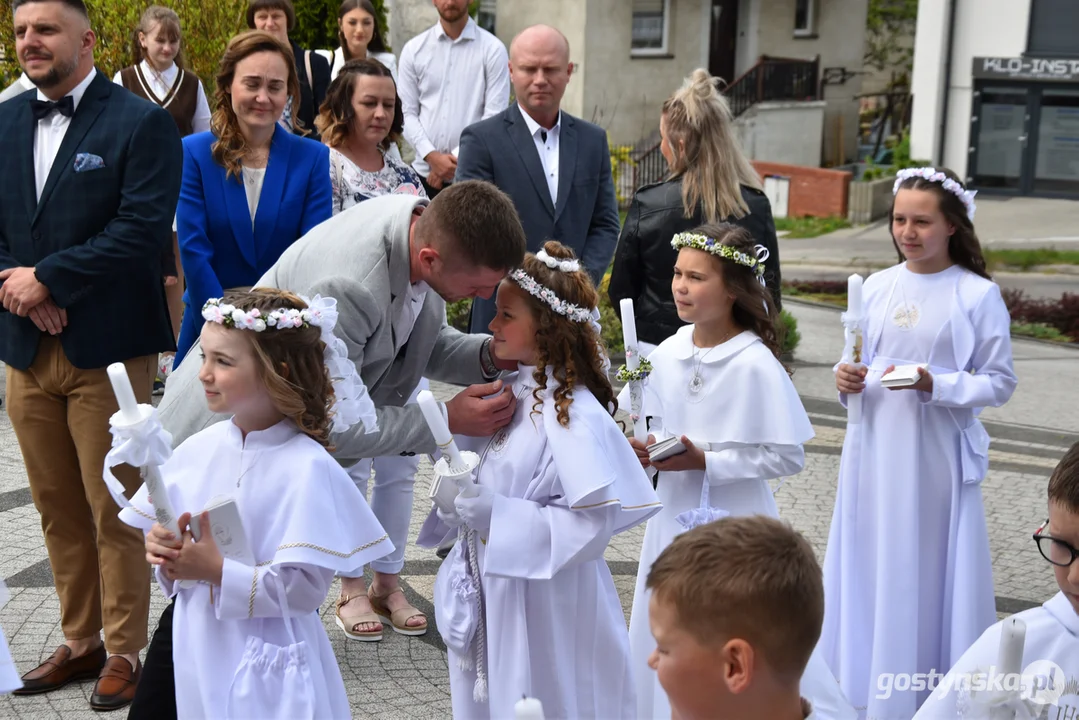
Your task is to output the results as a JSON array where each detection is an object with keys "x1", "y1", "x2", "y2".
[{"x1": 73, "y1": 153, "x2": 105, "y2": 173}]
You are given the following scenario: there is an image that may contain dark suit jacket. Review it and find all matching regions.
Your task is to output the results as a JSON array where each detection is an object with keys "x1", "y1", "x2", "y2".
[
  {"x1": 0, "y1": 70, "x2": 182, "y2": 370},
  {"x1": 455, "y1": 104, "x2": 621, "y2": 333},
  {"x1": 292, "y1": 41, "x2": 331, "y2": 140},
  {"x1": 174, "y1": 125, "x2": 332, "y2": 363}
]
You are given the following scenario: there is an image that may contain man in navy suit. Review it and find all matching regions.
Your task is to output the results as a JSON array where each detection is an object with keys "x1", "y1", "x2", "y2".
[
  {"x1": 456, "y1": 24, "x2": 621, "y2": 334},
  {"x1": 0, "y1": 0, "x2": 181, "y2": 710}
]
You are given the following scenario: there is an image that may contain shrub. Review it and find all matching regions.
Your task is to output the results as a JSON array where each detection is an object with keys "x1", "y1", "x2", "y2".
[
  {"x1": 446, "y1": 298, "x2": 472, "y2": 332},
  {"x1": 1002, "y1": 289, "x2": 1079, "y2": 341},
  {"x1": 783, "y1": 280, "x2": 849, "y2": 296},
  {"x1": 779, "y1": 309, "x2": 800, "y2": 357}
]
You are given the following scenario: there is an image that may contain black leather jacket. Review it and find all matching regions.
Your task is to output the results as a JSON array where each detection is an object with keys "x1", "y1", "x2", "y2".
[{"x1": 608, "y1": 177, "x2": 782, "y2": 346}]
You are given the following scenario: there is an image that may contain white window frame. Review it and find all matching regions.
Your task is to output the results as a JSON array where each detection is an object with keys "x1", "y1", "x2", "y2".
[
  {"x1": 794, "y1": 0, "x2": 816, "y2": 37},
  {"x1": 631, "y1": 0, "x2": 672, "y2": 57}
]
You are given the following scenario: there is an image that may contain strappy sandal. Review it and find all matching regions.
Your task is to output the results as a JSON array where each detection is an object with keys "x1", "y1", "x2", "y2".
[
  {"x1": 334, "y1": 594, "x2": 383, "y2": 642},
  {"x1": 368, "y1": 586, "x2": 428, "y2": 636}
]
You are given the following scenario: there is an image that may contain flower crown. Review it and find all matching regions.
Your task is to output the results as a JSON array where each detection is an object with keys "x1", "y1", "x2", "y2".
[
  {"x1": 893, "y1": 167, "x2": 977, "y2": 221},
  {"x1": 201, "y1": 295, "x2": 378, "y2": 435},
  {"x1": 509, "y1": 269, "x2": 593, "y2": 322},
  {"x1": 671, "y1": 232, "x2": 768, "y2": 286},
  {"x1": 202, "y1": 298, "x2": 323, "y2": 332}
]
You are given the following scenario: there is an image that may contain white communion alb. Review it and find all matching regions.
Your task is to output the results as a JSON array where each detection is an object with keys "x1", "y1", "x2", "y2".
[
  {"x1": 419, "y1": 367, "x2": 661, "y2": 719},
  {"x1": 623, "y1": 326, "x2": 857, "y2": 720},
  {"x1": 120, "y1": 419, "x2": 393, "y2": 719},
  {"x1": 821, "y1": 263, "x2": 1018, "y2": 719}
]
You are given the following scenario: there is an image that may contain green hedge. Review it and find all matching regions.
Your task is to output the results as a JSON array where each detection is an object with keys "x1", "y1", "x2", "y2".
[{"x1": 1, "y1": 0, "x2": 388, "y2": 95}]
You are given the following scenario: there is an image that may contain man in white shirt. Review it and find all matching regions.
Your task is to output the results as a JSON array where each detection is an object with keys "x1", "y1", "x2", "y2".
[
  {"x1": 1, "y1": 0, "x2": 181, "y2": 710},
  {"x1": 398, "y1": 0, "x2": 509, "y2": 197}
]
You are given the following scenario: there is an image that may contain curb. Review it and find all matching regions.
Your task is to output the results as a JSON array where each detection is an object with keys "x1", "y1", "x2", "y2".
[
  {"x1": 780, "y1": 296, "x2": 1079, "y2": 351},
  {"x1": 782, "y1": 261, "x2": 1079, "y2": 278}
]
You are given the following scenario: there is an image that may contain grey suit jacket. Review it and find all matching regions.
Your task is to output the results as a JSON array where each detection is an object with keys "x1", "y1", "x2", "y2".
[
  {"x1": 158, "y1": 194, "x2": 490, "y2": 463},
  {"x1": 0, "y1": 75, "x2": 33, "y2": 105},
  {"x1": 455, "y1": 104, "x2": 621, "y2": 333}
]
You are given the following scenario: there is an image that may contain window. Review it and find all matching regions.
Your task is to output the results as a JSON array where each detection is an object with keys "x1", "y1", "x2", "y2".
[
  {"x1": 476, "y1": 0, "x2": 497, "y2": 35},
  {"x1": 1027, "y1": 0, "x2": 1079, "y2": 57},
  {"x1": 632, "y1": 0, "x2": 671, "y2": 56},
  {"x1": 794, "y1": 0, "x2": 816, "y2": 37}
]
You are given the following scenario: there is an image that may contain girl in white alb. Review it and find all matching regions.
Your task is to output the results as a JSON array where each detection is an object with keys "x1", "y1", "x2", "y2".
[
  {"x1": 822, "y1": 168, "x2": 1018, "y2": 720},
  {"x1": 108, "y1": 289, "x2": 389, "y2": 719},
  {"x1": 418, "y1": 242, "x2": 661, "y2": 719},
  {"x1": 624, "y1": 224, "x2": 856, "y2": 720}
]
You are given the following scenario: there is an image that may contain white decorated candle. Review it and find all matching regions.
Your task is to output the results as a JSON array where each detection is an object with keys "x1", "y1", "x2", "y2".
[
  {"x1": 847, "y1": 274, "x2": 863, "y2": 318},
  {"x1": 620, "y1": 298, "x2": 640, "y2": 371},
  {"x1": 514, "y1": 697, "x2": 545, "y2": 720},
  {"x1": 417, "y1": 390, "x2": 465, "y2": 469},
  {"x1": 996, "y1": 616, "x2": 1026, "y2": 677},
  {"x1": 107, "y1": 362, "x2": 141, "y2": 424}
]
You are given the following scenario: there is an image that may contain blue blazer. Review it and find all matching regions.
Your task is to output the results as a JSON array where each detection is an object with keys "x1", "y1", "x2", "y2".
[
  {"x1": 175, "y1": 124, "x2": 332, "y2": 361},
  {"x1": 455, "y1": 104, "x2": 621, "y2": 334},
  {"x1": 0, "y1": 71, "x2": 181, "y2": 370}
]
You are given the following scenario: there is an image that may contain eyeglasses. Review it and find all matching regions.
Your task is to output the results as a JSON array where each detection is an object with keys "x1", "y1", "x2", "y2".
[{"x1": 1033, "y1": 520, "x2": 1079, "y2": 567}]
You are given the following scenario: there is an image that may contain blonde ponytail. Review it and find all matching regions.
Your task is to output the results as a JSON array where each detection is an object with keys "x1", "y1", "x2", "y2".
[{"x1": 662, "y1": 68, "x2": 762, "y2": 222}]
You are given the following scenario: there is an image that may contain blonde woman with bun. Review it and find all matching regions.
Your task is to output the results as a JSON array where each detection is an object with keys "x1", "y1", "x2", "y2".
[{"x1": 608, "y1": 68, "x2": 782, "y2": 355}]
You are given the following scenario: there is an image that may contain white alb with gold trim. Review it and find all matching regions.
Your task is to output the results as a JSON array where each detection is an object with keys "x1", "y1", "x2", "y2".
[{"x1": 120, "y1": 418, "x2": 392, "y2": 719}]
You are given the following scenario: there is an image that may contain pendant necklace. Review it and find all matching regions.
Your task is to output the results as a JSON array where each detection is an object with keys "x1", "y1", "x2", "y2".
[{"x1": 688, "y1": 327, "x2": 740, "y2": 394}]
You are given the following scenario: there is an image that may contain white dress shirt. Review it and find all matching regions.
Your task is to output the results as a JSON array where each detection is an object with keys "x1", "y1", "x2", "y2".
[
  {"x1": 317, "y1": 47, "x2": 398, "y2": 82},
  {"x1": 34, "y1": 67, "x2": 97, "y2": 201},
  {"x1": 392, "y1": 280, "x2": 429, "y2": 354},
  {"x1": 518, "y1": 105, "x2": 562, "y2": 205},
  {"x1": 398, "y1": 17, "x2": 509, "y2": 178},
  {"x1": 111, "y1": 61, "x2": 211, "y2": 134}
]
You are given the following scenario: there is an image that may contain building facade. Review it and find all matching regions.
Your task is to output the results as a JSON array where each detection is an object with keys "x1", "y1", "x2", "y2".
[{"x1": 910, "y1": 0, "x2": 1079, "y2": 198}]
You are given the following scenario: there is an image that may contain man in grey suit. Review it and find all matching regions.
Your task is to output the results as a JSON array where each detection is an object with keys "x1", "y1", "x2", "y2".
[
  {"x1": 159, "y1": 181, "x2": 525, "y2": 457},
  {"x1": 0, "y1": 73, "x2": 34, "y2": 104},
  {"x1": 456, "y1": 24, "x2": 621, "y2": 334}
]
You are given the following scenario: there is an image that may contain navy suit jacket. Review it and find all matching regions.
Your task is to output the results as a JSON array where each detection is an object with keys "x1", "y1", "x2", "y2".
[
  {"x1": 0, "y1": 71, "x2": 181, "y2": 370},
  {"x1": 174, "y1": 125, "x2": 332, "y2": 362},
  {"x1": 456, "y1": 104, "x2": 620, "y2": 333}
]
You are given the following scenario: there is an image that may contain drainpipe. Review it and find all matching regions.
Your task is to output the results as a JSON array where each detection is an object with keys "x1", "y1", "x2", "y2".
[{"x1": 936, "y1": 0, "x2": 959, "y2": 166}]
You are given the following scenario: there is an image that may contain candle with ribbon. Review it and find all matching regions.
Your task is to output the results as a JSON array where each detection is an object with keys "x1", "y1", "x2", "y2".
[
  {"x1": 988, "y1": 617, "x2": 1027, "y2": 720},
  {"x1": 514, "y1": 696, "x2": 545, "y2": 720},
  {"x1": 616, "y1": 299, "x2": 651, "y2": 440},
  {"x1": 841, "y1": 274, "x2": 865, "y2": 425}
]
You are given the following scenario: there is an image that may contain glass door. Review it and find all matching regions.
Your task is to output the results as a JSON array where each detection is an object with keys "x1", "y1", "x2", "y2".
[
  {"x1": 971, "y1": 86, "x2": 1030, "y2": 191},
  {"x1": 1032, "y1": 88, "x2": 1079, "y2": 195}
]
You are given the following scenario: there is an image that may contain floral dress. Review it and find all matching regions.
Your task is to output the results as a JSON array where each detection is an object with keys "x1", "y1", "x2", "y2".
[{"x1": 329, "y1": 146, "x2": 426, "y2": 215}]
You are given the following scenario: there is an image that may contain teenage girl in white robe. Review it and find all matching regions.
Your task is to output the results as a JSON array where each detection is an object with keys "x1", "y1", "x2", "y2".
[
  {"x1": 418, "y1": 241, "x2": 661, "y2": 720},
  {"x1": 117, "y1": 289, "x2": 391, "y2": 719},
  {"x1": 822, "y1": 168, "x2": 1018, "y2": 720},
  {"x1": 623, "y1": 223, "x2": 855, "y2": 720}
]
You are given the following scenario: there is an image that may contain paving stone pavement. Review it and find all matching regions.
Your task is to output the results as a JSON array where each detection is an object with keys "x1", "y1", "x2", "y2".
[{"x1": 1, "y1": 300, "x2": 1076, "y2": 718}]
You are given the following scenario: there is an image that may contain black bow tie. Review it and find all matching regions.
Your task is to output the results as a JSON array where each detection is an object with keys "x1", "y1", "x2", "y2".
[{"x1": 30, "y1": 95, "x2": 75, "y2": 121}]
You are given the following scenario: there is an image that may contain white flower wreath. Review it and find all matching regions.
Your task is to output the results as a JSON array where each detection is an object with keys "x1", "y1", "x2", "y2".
[
  {"x1": 893, "y1": 167, "x2": 977, "y2": 221},
  {"x1": 535, "y1": 249, "x2": 581, "y2": 273},
  {"x1": 201, "y1": 296, "x2": 378, "y2": 435},
  {"x1": 508, "y1": 269, "x2": 593, "y2": 322}
]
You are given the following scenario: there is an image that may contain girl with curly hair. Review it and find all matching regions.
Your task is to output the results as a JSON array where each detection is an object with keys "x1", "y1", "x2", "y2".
[
  {"x1": 418, "y1": 241, "x2": 661, "y2": 719},
  {"x1": 118, "y1": 288, "x2": 390, "y2": 718},
  {"x1": 623, "y1": 223, "x2": 855, "y2": 720}
]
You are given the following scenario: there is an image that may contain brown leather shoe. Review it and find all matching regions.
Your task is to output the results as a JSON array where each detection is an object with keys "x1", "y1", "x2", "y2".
[
  {"x1": 12, "y1": 643, "x2": 106, "y2": 695},
  {"x1": 90, "y1": 656, "x2": 141, "y2": 712}
]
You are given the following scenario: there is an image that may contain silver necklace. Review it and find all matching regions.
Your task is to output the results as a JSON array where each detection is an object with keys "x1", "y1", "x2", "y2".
[{"x1": 688, "y1": 328, "x2": 739, "y2": 394}]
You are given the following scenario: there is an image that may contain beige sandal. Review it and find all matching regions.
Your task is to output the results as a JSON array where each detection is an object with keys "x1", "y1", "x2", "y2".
[
  {"x1": 334, "y1": 594, "x2": 383, "y2": 642},
  {"x1": 368, "y1": 586, "x2": 428, "y2": 636}
]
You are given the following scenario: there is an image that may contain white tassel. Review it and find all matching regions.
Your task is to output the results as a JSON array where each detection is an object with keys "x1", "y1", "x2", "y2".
[
  {"x1": 473, "y1": 675, "x2": 489, "y2": 703},
  {"x1": 456, "y1": 654, "x2": 473, "y2": 671}
]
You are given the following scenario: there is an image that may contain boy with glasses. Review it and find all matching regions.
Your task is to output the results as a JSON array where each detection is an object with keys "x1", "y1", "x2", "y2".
[{"x1": 914, "y1": 441, "x2": 1079, "y2": 718}]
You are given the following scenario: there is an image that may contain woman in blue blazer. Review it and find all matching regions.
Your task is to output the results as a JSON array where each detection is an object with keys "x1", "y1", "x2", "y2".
[{"x1": 174, "y1": 31, "x2": 332, "y2": 364}]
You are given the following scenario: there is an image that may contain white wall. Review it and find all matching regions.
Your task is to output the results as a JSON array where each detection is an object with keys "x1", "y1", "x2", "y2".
[
  {"x1": 910, "y1": 0, "x2": 1032, "y2": 178},
  {"x1": 734, "y1": 100, "x2": 826, "y2": 166}
]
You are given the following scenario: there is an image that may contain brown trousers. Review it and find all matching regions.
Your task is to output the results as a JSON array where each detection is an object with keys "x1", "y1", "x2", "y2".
[{"x1": 6, "y1": 337, "x2": 156, "y2": 653}]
